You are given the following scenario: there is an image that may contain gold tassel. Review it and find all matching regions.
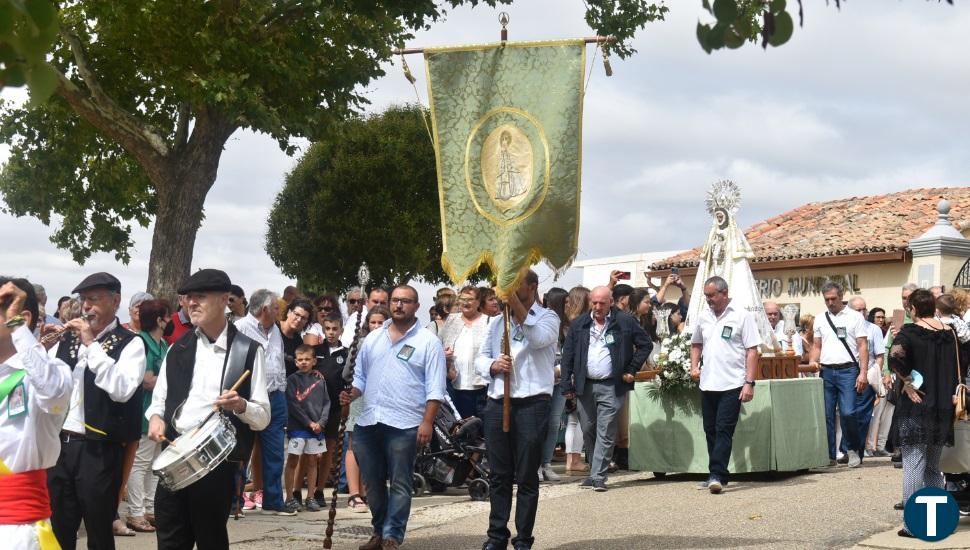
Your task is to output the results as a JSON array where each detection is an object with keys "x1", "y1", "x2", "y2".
[
  {"x1": 601, "y1": 43, "x2": 613, "y2": 77},
  {"x1": 401, "y1": 55, "x2": 417, "y2": 84}
]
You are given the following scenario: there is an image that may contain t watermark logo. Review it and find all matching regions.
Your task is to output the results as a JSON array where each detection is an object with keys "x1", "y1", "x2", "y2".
[{"x1": 903, "y1": 487, "x2": 959, "y2": 541}]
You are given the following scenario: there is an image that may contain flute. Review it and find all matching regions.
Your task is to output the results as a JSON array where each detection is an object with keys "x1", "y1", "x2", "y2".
[{"x1": 40, "y1": 312, "x2": 96, "y2": 345}]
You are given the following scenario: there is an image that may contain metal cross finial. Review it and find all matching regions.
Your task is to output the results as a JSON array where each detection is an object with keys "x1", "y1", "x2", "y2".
[{"x1": 499, "y1": 12, "x2": 509, "y2": 42}]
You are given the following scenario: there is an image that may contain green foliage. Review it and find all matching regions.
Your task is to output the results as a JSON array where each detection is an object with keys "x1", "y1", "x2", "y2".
[
  {"x1": 266, "y1": 104, "x2": 490, "y2": 292},
  {"x1": 0, "y1": 0, "x2": 60, "y2": 101}
]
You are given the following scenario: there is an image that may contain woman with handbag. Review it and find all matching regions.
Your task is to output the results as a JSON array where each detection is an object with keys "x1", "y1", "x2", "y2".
[{"x1": 889, "y1": 289, "x2": 966, "y2": 538}]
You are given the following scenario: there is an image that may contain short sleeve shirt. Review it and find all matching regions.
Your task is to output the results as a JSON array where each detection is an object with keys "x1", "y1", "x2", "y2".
[
  {"x1": 813, "y1": 307, "x2": 867, "y2": 365},
  {"x1": 692, "y1": 301, "x2": 762, "y2": 391}
]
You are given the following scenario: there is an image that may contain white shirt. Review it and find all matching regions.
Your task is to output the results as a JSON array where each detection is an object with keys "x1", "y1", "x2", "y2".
[
  {"x1": 863, "y1": 321, "x2": 885, "y2": 369},
  {"x1": 146, "y1": 325, "x2": 270, "y2": 434},
  {"x1": 476, "y1": 303, "x2": 560, "y2": 399},
  {"x1": 813, "y1": 307, "x2": 867, "y2": 365},
  {"x1": 692, "y1": 301, "x2": 762, "y2": 392},
  {"x1": 772, "y1": 321, "x2": 804, "y2": 356},
  {"x1": 0, "y1": 327, "x2": 73, "y2": 473},
  {"x1": 50, "y1": 319, "x2": 146, "y2": 435},
  {"x1": 353, "y1": 319, "x2": 447, "y2": 430},
  {"x1": 341, "y1": 309, "x2": 367, "y2": 348},
  {"x1": 452, "y1": 327, "x2": 477, "y2": 389},
  {"x1": 235, "y1": 314, "x2": 286, "y2": 393},
  {"x1": 586, "y1": 315, "x2": 613, "y2": 380},
  {"x1": 303, "y1": 322, "x2": 323, "y2": 340}
]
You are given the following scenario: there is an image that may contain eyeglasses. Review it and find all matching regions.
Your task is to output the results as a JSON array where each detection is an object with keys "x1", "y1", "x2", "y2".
[
  {"x1": 346, "y1": 299, "x2": 361, "y2": 305},
  {"x1": 320, "y1": 306, "x2": 333, "y2": 312},
  {"x1": 290, "y1": 311, "x2": 309, "y2": 322},
  {"x1": 390, "y1": 298, "x2": 416, "y2": 305}
]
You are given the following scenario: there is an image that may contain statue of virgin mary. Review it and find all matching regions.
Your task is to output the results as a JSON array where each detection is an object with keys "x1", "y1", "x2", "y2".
[{"x1": 684, "y1": 181, "x2": 779, "y2": 352}]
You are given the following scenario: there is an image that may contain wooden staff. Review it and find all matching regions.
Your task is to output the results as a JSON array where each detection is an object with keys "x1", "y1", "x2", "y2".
[
  {"x1": 324, "y1": 296, "x2": 368, "y2": 549},
  {"x1": 502, "y1": 302, "x2": 513, "y2": 433}
]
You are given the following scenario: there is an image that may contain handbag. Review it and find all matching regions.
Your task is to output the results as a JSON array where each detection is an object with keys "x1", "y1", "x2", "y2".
[{"x1": 952, "y1": 327, "x2": 969, "y2": 423}]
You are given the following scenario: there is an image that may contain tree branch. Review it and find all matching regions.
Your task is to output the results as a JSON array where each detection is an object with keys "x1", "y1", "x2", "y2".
[{"x1": 56, "y1": 25, "x2": 171, "y2": 166}]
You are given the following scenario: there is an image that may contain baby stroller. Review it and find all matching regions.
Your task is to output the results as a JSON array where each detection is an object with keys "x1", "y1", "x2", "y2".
[{"x1": 413, "y1": 397, "x2": 490, "y2": 501}]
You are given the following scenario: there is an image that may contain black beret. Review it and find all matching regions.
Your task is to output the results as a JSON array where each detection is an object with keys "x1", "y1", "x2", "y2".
[
  {"x1": 72, "y1": 272, "x2": 122, "y2": 294},
  {"x1": 178, "y1": 269, "x2": 231, "y2": 295}
]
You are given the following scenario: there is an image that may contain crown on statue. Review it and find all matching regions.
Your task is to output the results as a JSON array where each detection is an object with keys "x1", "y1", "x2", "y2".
[{"x1": 705, "y1": 179, "x2": 742, "y2": 217}]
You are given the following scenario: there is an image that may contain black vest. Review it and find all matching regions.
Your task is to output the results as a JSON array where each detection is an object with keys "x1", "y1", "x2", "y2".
[
  {"x1": 56, "y1": 322, "x2": 143, "y2": 443},
  {"x1": 162, "y1": 323, "x2": 258, "y2": 462}
]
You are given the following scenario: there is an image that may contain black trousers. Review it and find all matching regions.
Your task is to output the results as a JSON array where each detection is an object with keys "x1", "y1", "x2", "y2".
[
  {"x1": 701, "y1": 387, "x2": 743, "y2": 484},
  {"x1": 154, "y1": 459, "x2": 236, "y2": 550},
  {"x1": 48, "y1": 438, "x2": 124, "y2": 550},
  {"x1": 483, "y1": 396, "x2": 549, "y2": 548}
]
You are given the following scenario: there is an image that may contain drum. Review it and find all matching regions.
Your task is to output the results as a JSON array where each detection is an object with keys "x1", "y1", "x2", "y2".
[{"x1": 152, "y1": 414, "x2": 237, "y2": 491}]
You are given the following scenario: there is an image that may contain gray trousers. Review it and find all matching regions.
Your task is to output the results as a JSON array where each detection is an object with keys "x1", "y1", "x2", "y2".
[{"x1": 577, "y1": 379, "x2": 625, "y2": 482}]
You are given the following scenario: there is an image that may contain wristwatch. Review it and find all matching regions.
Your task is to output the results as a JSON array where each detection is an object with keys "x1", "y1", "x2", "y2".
[
  {"x1": 4, "y1": 315, "x2": 25, "y2": 329},
  {"x1": 744, "y1": 379, "x2": 756, "y2": 387}
]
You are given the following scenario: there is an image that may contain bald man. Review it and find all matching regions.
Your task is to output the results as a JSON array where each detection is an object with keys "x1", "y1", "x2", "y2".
[
  {"x1": 560, "y1": 286, "x2": 651, "y2": 491},
  {"x1": 846, "y1": 297, "x2": 884, "y2": 460},
  {"x1": 764, "y1": 301, "x2": 803, "y2": 357}
]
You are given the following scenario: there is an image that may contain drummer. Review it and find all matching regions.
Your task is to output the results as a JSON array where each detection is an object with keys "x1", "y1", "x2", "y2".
[{"x1": 146, "y1": 269, "x2": 270, "y2": 549}]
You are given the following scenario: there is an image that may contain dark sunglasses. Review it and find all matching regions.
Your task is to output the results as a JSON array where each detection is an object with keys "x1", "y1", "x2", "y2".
[{"x1": 346, "y1": 299, "x2": 362, "y2": 305}]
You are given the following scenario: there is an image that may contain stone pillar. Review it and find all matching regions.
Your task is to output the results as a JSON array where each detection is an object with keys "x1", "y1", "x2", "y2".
[{"x1": 908, "y1": 200, "x2": 970, "y2": 289}]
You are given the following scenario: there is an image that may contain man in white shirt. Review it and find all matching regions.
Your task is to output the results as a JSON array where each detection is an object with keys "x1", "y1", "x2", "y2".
[
  {"x1": 764, "y1": 301, "x2": 803, "y2": 358},
  {"x1": 147, "y1": 269, "x2": 270, "y2": 548},
  {"x1": 475, "y1": 270, "x2": 560, "y2": 550},
  {"x1": 46, "y1": 272, "x2": 147, "y2": 550},
  {"x1": 690, "y1": 276, "x2": 761, "y2": 495},
  {"x1": 847, "y1": 297, "x2": 885, "y2": 459},
  {"x1": 340, "y1": 288, "x2": 389, "y2": 348},
  {"x1": 808, "y1": 281, "x2": 869, "y2": 468},
  {"x1": 234, "y1": 289, "x2": 294, "y2": 515},
  {"x1": 0, "y1": 279, "x2": 73, "y2": 549}
]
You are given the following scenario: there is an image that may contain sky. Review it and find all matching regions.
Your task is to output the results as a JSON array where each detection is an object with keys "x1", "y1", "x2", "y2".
[{"x1": 1, "y1": 1, "x2": 968, "y2": 322}]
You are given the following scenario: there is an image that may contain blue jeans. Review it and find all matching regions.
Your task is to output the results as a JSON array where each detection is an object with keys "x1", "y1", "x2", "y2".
[
  {"x1": 542, "y1": 382, "x2": 567, "y2": 465},
  {"x1": 822, "y1": 367, "x2": 862, "y2": 459},
  {"x1": 701, "y1": 387, "x2": 743, "y2": 484},
  {"x1": 260, "y1": 390, "x2": 287, "y2": 510},
  {"x1": 353, "y1": 423, "x2": 419, "y2": 544},
  {"x1": 840, "y1": 385, "x2": 876, "y2": 457}
]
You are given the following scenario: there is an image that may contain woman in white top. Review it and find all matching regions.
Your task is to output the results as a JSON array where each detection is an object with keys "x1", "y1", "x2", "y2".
[{"x1": 439, "y1": 286, "x2": 489, "y2": 420}]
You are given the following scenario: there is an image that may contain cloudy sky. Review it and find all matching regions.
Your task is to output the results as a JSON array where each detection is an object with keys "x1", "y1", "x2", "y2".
[{"x1": 1, "y1": 1, "x2": 968, "y2": 321}]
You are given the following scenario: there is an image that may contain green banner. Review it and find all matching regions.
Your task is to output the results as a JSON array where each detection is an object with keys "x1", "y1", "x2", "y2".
[{"x1": 425, "y1": 40, "x2": 585, "y2": 295}]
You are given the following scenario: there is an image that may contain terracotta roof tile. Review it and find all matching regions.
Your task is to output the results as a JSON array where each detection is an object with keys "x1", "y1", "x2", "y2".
[{"x1": 651, "y1": 187, "x2": 970, "y2": 270}]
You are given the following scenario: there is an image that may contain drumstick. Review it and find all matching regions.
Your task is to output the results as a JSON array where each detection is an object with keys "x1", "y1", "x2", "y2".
[
  {"x1": 159, "y1": 435, "x2": 177, "y2": 449},
  {"x1": 191, "y1": 369, "x2": 252, "y2": 436}
]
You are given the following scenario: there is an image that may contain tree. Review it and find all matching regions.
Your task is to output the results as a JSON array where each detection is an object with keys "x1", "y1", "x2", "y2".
[
  {"x1": 0, "y1": 1, "x2": 666, "y2": 302},
  {"x1": 267, "y1": 104, "x2": 490, "y2": 291},
  {"x1": 0, "y1": 0, "x2": 59, "y2": 99}
]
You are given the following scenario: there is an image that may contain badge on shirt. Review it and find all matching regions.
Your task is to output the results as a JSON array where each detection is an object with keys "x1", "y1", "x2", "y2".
[
  {"x1": 336, "y1": 356, "x2": 345, "y2": 365},
  {"x1": 512, "y1": 328, "x2": 524, "y2": 342},
  {"x1": 605, "y1": 332, "x2": 615, "y2": 345},
  {"x1": 7, "y1": 382, "x2": 26, "y2": 417},
  {"x1": 721, "y1": 326, "x2": 734, "y2": 340},
  {"x1": 836, "y1": 327, "x2": 847, "y2": 339},
  {"x1": 397, "y1": 345, "x2": 415, "y2": 362}
]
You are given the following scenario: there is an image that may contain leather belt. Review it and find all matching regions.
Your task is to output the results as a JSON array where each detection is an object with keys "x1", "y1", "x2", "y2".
[
  {"x1": 490, "y1": 394, "x2": 550, "y2": 405},
  {"x1": 821, "y1": 362, "x2": 856, "y2": 370},
  {"x1": 59, "y1": 430, "x2": 86, "y2": 443}
]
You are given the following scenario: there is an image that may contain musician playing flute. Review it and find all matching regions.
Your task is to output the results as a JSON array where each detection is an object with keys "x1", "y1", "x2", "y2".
[
  {"x1": 0, "y1": 278, "x2": 73, "y2": 550},
  {"x1": 475, "y1": 270, "x2": 560, "y2": 550},
  {"x1": 145, "y1": 269, "x2": 269, "y2": 549},
  {"x1": 46, "y1": 272, "x2": 146, "y2": 550}
]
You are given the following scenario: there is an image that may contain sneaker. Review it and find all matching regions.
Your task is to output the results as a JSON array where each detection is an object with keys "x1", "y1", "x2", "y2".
[
  {"x1": 314, "y1": 490, "x2": 326, "y2": 508},
  {"x1": 847, "y1": 450, "x2": 862, "y2": 468},
  {"x1": 242, "y1": 492, "x2": 257, "y2": 511},
  {"x1": 541, "y1": 464, "x2": 560, "y2": 482},
  {"x1": 872, "y1": 449, "x2": 892, "y2": 458},
  {"x1": 708, "y1": 479, "x2": 723, "y2": 495},
  {"x1": 579, "y1": 477, "x2": 594, "y2": 489},
  {"x1": 267, "y1": 499, "x2": 300, "y2": 516},
  {"x1": 304, "y1": 498, "x2": 321, "y2": 512},
  {"x1": 592, "y1": 479, "x2": 607, "y2": 492},
  {"x1": 252, "y1": 490, "x2": 264, "y2": 509},
  {"x1": 836, "y1": 454, "x2": 849, "y2": 465},
  {"x1": 864, "y1": 449, "x2": 873, "y2": 458}
]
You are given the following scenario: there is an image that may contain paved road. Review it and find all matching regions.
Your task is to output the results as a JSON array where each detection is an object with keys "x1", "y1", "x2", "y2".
[{"x1": 103, "y1": 457, "x2": 939, "y2": 549}]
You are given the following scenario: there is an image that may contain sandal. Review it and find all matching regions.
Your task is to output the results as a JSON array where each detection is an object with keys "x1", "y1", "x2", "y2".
[
  {"x1": 112, "y1": 518, "x2": 136, "y2": 536},
  {"x1": 145, "y1": 514, "x2": 156, "y2": 527},
  {"x1": 347, "y1": 494, "x2": 368, "y2": 513},
  {"x1": 126, "y1": 516, "x2": 155, "y2": 533}
]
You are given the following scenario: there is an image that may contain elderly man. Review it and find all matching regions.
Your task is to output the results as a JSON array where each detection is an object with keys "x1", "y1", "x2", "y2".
[
  {"x1": 689, "y1": 276, "x2": 761, "y2": 494},
  {"x1": 764, "y1": 300, "x2": 803, "y2": 358},
  {"x1": 341, "y1": 285, "x2": 445, "y2": 550},
  {"x1": 846, "y1": 297, "x2": 885, "y2": 459},
  {"x1": 46, "y1": 272, "x2": 147, "y2": 550},
  {"x1": 808, "y1": 282, "x2": 869, "y2": 468},
  {"x1": 560, "y1": 286, "x2": 651, "y2": 492},
  {"x1": 341, "y1": 287, "x2": 390, "y2": 347},
  {"x1": 0, "y1": 279, "x2": 72, "y2": 549},
  {"x1": 147, "y1": 269, "x2": 270, "y2": 548},
  {"x1": 476, "y1": 270, "x2": 560, "y2": 550},
  {"x1": 236, "y1": 289, "x2": 295, "y2": 514}
]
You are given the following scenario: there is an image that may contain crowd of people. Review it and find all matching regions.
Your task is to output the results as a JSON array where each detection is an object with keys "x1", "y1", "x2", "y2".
[{"x1": 1, "y1": 267, "x2": 969, "y2": 548}]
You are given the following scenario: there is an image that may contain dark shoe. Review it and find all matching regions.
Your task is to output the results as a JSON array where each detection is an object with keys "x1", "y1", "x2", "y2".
[
  {"x1": 613, "y1": 448, "x2": 629, "y2": 470},
  {"x1": 893, "y1": 501, "x2": 904, "y2": 511},
  {"x1": 592, "y1": 479, "x2": 607, "y2": 492},
  {"x1": 382, "y1": 539, "x2": 399, "y2": 549},
  {"x1": 872, "y1": 449, "x2": 892, "y2": 458},
  {"x1": 513, "y1": 543, "x2": 532, "y2": 550},
  {"x1": 579, "y1": 477, "x2": 594, "y2": 489},
  {"x1": 897, "y1": 529, "x2": 914, "y2": 538},
  {"x1": 607, "y1": 461, "x2": 619, "y2": 473},
  {"x1": 359, "y1": 535, "x2": 383, "y2": 550},
  {"x1": 836, "y1": 455, "x2": 849, "y2": 465},
  {"x1": 893, "y1": 460, "x2": 902, "y2": 469},
  {"x1": 481, "y1": 541, "x2": 507, "y2": 550}
]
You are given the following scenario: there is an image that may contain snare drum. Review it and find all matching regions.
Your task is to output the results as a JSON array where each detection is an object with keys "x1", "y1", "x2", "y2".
[{"x1": 152, "y1": 413, "x2": 237, "y2": 491}]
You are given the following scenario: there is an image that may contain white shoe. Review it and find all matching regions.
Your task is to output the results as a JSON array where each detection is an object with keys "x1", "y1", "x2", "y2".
[
  {"x1": 847, "y1": 450, "x2": 862, "y2": 468},
  {"x1": 538, "y1": 467, "x2": 545, "y2": 482},
  {"x1": 541, "y1": 464, "x2": 560, "y2": 482}
]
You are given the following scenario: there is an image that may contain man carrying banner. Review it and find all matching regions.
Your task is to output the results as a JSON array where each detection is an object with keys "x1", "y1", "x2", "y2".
[
  {"x1": 0, "y1": 278, "x2": 73, "y2": 549},
  {"x1": 476, "y1": 270, "x2": 559, "y2": 550}
]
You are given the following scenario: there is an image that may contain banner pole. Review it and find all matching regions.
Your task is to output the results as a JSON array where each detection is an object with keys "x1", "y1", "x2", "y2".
[{"x1": 502, "y1": 302, "x2": 513, "y2": 432}]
